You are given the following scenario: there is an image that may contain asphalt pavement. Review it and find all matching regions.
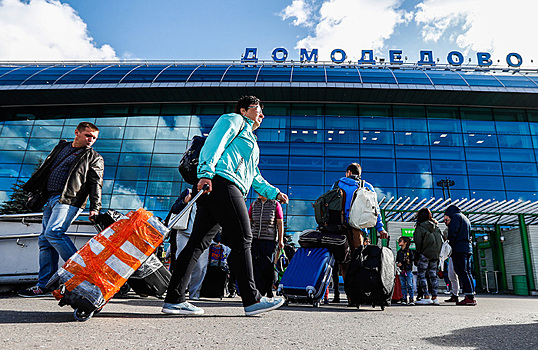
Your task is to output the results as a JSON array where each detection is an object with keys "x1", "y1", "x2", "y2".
[{"x1": 0, "y1": 291, "x2": 537, "y2": 350}]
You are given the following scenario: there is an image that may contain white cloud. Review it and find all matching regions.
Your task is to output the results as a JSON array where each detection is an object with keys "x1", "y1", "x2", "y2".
[
  {"x1": 281, "y1": 0, "x2": 410, "y2": 60},
  {"x1": 415, "y1": 0, "x2": 538, "y2": 63},
  {"x1": 280, "y1": 0, "x2": 315, "y2": 27},
  {"x1": 0, "y1": 0, "x2": 117, "y2": 60}
]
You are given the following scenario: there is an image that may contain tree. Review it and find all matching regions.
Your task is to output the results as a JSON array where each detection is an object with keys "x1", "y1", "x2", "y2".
[{"x1": 0, "y1": 179, "x2": 32, "y2": 214}]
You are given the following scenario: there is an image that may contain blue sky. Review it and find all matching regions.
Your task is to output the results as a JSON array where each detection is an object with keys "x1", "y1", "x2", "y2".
[{"x1": 0, "y1": 0, "x2": 536, "y2": 66}]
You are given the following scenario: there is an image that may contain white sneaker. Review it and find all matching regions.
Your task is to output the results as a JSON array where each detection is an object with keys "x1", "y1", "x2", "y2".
[
  {"x1": 162, "y1": 302, "x2": 204, "y2": 315},
  {"x1": 415, "y1": 298, "x2": 433, "y2": 305},
  {"x1": 432, "y1": 298, "x2": 440, "y2": 305}
]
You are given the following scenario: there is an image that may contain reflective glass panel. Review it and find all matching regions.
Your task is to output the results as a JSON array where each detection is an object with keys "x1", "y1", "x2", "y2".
[
  {"x1": 188, "y1": 65, "x2": 228, "y2": 82},
  {"x1": 463, "y1": 133, "x2": 498, "y2": 147},
  {"x1": 325, "y1": 143, "x2": 359, "y2": 157},
  {"x1": 360, "y1": 130, "x2": 393, "y2": 144},
  {"x1": 289, "y1": 170, "x2": 323, "y2": 185},
  {"x1": 502, "y1": 162, "x2": 538, "y2": 176},
  {"x1": 430, "y1": 133, "x2": 463, "y2": 146},
  {"x1": 325, "y1": 116, "x2": 359, "y2": 130},
  {"x1": 292, "y1": 66, "x2": 326, "y2": 82},
  {"x1": 497, "y1": 134, "x2": 533, "y2": 148},
  {"x1": 221, "y1": 66, "x2": 259, "y2": 82},
  {"x1": 432, "y1": 160, "x2": 466, "y2": 175},
  {"x1": 120, "y1": 66, "x2": 166, "y2": 83},
  {"x1": 393, "y1": 70, "x2": 432, "y2": 85},
  {"x1": 500, "y1": 148, "x2": 535, "y2": 162},
  {"x1": 360, "y1": 144, "x2": 394, "y2": 158},
  {"x1": 153, "y1": 66, "x2": 197, "y2": 83},
  {"x1": 257, "y1": 67, "x2": 292, "y2": 82},
  {"x1": 467, "y1": 161, "x2": 502, "y2": 175},
  {"x1": 504, "y1": 177, "x2": 538, "y2": 191},
  {"x1": 396, "y1": 159, "x2": 431, "y2": 173},
  {"x1": 55, "y1": 66, "x2": 109, "y2": 84},
  {"x1": 395, "y1": 145, "x2": 430, "y2": 159},
  {"x1": 394, "y1": 131, "x2": 429, "y2": 145},
  {"x1": 359, "y1": 69, "x2": 397, "y2": 84},
  {"x1": 89, "y1": 66, "x2": 133, "y2": 84},
  {"x1": 326, "y1": 66, "x2": 361, "y2": 83}
]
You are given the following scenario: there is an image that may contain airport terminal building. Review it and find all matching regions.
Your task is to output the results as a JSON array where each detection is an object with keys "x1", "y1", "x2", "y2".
[{"x1": 2, "y1": 58, "x2": 538, "y2": 232}]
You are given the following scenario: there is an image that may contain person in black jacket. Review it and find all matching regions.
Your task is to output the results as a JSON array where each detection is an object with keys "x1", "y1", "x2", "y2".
[
  {"x1": 18, "y1": 122, "x2": 104, "y2": 297},
  {"x1": 396, "y1": 236, "x2": 415, "y2": 305},
  {"x1": 444, "y1": 204, "x2": 476, "y2": 306}
]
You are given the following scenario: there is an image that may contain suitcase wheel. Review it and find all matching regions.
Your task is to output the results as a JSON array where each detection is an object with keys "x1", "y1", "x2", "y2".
[
  {"x1": 73, "y1": 308, "x2": 94, "y2": 322},
  {"x1": 313, "y1": 301, "x2": 320, "y2": 308},
  {"x1": 381, "y1": 306, "x2": 385, "y2": 311}
]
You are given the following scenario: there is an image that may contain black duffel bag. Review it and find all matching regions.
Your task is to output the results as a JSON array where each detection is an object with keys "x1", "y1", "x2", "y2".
[{"x1": 298, "y1": 228, "x2": 350, "y2": 263}]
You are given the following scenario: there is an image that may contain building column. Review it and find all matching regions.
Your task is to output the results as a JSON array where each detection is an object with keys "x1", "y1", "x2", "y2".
[
  {"x1": 492, "y1": 224, "x2": 508, "y2": 291},
  {"x1": 518, "y1": 214, "x2": 536, "y2": 292}
]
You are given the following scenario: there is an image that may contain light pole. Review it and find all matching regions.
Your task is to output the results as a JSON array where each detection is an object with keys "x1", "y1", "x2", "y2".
[{"x1": 437, "y1": 178, "x2": 455, "y2": 201}]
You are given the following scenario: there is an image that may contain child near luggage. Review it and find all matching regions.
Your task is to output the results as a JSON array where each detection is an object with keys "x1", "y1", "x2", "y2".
[{"x1": 396, "y1": 236, "x2": 415, "y2": 305}]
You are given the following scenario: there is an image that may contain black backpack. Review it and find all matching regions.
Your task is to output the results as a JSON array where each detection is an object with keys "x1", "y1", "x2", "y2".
[
  {"x1": 313, "y1": 187, "x2": 346, "y2": 227},
  {"x1": 178, "y1": 120, "x2": 245, "y2": 185}
]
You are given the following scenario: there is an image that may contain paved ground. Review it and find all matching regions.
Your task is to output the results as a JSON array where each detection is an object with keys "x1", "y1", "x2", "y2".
[{"x1": 0, "y1": 291, "x2": 537, "y2": 350}]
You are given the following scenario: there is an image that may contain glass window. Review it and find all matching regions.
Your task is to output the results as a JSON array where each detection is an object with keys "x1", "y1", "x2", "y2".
[
  {"x1": 360, "y1": 158, "x2": 396, "y2": 173},
  {"x1": 113, "y1": 180, "x2": 148, "y2": 195},
  {"x1": 468, "y1": 175, "x2": 505, "y2": 190},
  {"x1": 121, "y1": 140, "x2": 155, "y2": 153},
  {"x1": 465, "y1": 147, "x2": 500, "y2": 161},
  {"x1": 358, "y1": 69, "x2": 397, "y2": 84},
  {"x1": 361, "y1": 172, "x2": 396, "y2": 188},
  {"x1": 102, "y1": 180, "x2": 114, "y2": 195},
  {"x1": 151, "y1": 153, "x2": 181, "y2": 168},
  {"x1": 260, "y1": 115, "x2": 289, "y2": 129},
  {"x1": 393, "y1": 118, "x2": 427, "y2": 132},
  {"x1": 93, "y1": 140, "x2": 122, "y2": 153},
  {"x1": 504, "y1": 177, "x2": 538, "y2": 191},
  {"x1": 502, "y1": 162, "x2": 538, "y2": 176},
  {"x1": 27, "y1": 138, "x2": 58, "y2": 151},
  {"x1": 289, "y1": 156, "x2": 324, "y2": 170},
  {"x1": 467, "y1": 161, "x2": 502, "y2": 175},
  {"x1": 287, "y1": 185, "x2": 324, "y2": 200},
  {"x1": 188, "y1": 65, "x2": 228, "y2": 82},
  {"x1": 394, "y1": 131, "x2": 429, "y2": 145},
  {"x1": 22, "y1": 151, "x2": 49, "y2": 165},
  {"x1": 432, "y1": 160, "x2": 466, "y2": 175},
  {"x1": 360, "y1": 144, "x2": 394, "y2": 158},
  {"x1": 0, "y1": 178, "x2": 18, "y2": 191},
  {"x1": 256, "y1": 129, "x2": 287, "y2": 142},
  {"x1": 325, "y1": 105, "x2": 358, "y2": 117},
  {"x1": 395, "y1": 145, "x2": 430, "y2": 159},
  {"x1": 393, "y1": 70, "x2": 432, "y2": 85},
  {"x1": 461, "y1": 120, "x2": 495, "y2": 134},
  {"x1": 460, "y1": 72, "x2": 503, "y2": 87},
  {"x1": 425, "y1": 71, "x2": 467, "y2": 86},
  {"x1": 153, "y1": 66, "x2": 196, "y2": 83},
  {"x1": 123, "y1": 127, "x2": 157, "y2": 139},
  {"x1": 95, "y1": 117, "x2": 127, "y2": 126},
  {"x1": 120, "y1": 66, "x2": 166, "y2": 84},
  {"x1": 506, "y1": 191, "x2": 538, "y2": 201},
  {"x1": 326, "y1": 66, "x2": 361, "y2": 83},
  {"x1": 360, "y1": 130, "x2": 393, "y2": 144},
  {"x1": 359, "y1": 116, "x2": 393, "y2": 131},
  {"x1": 96, "y1": 126, "x2": 125, "y2": 139},
  {"x1": 433, "y1": 188, "x2": 470, "y2": 200},
  {"x1": 115, "y1": 167, "x2": 149, "y2": 181},
  {"x1": 0, "y1": 163, "x2": 21, "y2": 177},
  {"x1": 397, "y1": 173, "x2": 433, "y2": 188},
  {"x1": 470, "y1": 190, "x2": 506, "y2": 201},
  {"x1": 286, "y1": 215, "x2": 318, "y2": 233},
  {"x1": 111, "y1": 194, "x2": 145, "y2": 210},
  {"x1": 258, "y1": 155, "x2": 289, "y2": 170},
  {"x1": 103, "y1": 166, "x2": 117, "y2": 180},
  {"x1": 288, "y1": 200, "x2": 315, "y2": 216},
  {"x1": 397, "y1": 188, "x2": 434, "y2": 199},
  {"x1": 434, "y1": 174, "x2": 469, "y2": 190},
  {"x1": 463, "y1": 133, "x2": 498, "y2": 147},
  {"x1": 88, "y1": 66, "x2": 132, "y2": 84},
  {"x1": 119, "y1": 153, "x2": 152, "y2": 167},
  {"x1": 260, "y1": 170, "x2": 289, "y2": 184},
  {"x1": 1, "y1": 125, "x2": 31, "y2": 138},
  {"x1": 427, "y1": 118, "x2": 462, "y2": 133},
  {"x1": 325, "y1": 157, "x2": 363, "y2": 172},
  {"x1": 149, "y1": 167, "x2": 183, "y2": 182},
  {"x1": 30, "y1": 125, "x2": 62, "y2": 138},
  {"x1": 325, "y1": 143, "x2": 359, "y2": 157},
  {"x1": 257, "y1": 67, "x2": 292, "y2": 82},
  {"x1": 290, "y1": 114, "x2": 324, "y2": 129},
  {"x1": 497, "y1": 134, "x2": 533, "y2": 148},
  {"x1": 430, "y1": 133, "x2": 463, "y2": 147},
  {"x1": 495, "y1": 121, "x2": 529, "y2": 135},
  {"x1": 325, "y1": 130, "x2": 359, "y2": 143},
  {"x1": 126, "y1": 116, "x2": 159, "y2": 127},
  {"x1": 100, "y1": 152, "x2": 120, "y2": 167},
  {"x1": 158, "y1": 115, "x2": 192, "y2": 128},
  {"x1": 0, "y1": 151, "x2": 25, "y2": 164},
  {"x1": 221, "y1": 66, "x2": 259, "y2": 82},
  {"x1": 396, "y1": 159, "x2": 431, "y2": 173},
  {"x1": 359, "y1": 105, "x2": 390, "y2": 117},
  {"x1": 288, "y1": 170, "x2": 323, "y2": 185},
  {"x1": 258, "y1": 142, "x2": 289, "y2": 156},
  {"x1": 190, "y1": 115, "x2": 219, "y2": 129},
  {"x1": 291, "y1": 66, "x2": 326, "y2": 82},
  {"x1": 500, "y1": 148, "x2": 535, "y2": 162},
  {"x1": 325, "y1": 116, "x2": 359, "y2": 130},
  {"x1": 289, "y1": 144, "x2": 323, "y2": 156},
  {"x1": 146, "y1": 181, "x2": 183, "y2": 196},
  {"x1": 154, "y1": 140, "x2": 188, "y2": 154}
]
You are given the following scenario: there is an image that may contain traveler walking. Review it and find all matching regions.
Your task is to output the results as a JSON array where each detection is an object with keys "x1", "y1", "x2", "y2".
[
  {"x1": 444, "y1": 205, "x2": 477, "y2": 306},
  {"x1": 18, "y1": 122, "x2": 104, "y2": 297},
  {"x1": 162, "y1": 95, "x2": 289, "y2": 316},
  {"x1": 249, "y1": 192, "x2": 284, "y2": 298},
  {"x1": 413, "y1": 208, "x2": 443, "y2": 305}
]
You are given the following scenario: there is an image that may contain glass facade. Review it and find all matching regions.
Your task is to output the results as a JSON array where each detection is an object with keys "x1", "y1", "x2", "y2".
[{"x1": 1, "y1": 104, "x2": 538, "y2": 238}]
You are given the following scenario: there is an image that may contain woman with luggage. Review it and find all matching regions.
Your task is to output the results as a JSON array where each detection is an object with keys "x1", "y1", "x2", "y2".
[
  {"x1": 162, "y1": 95, "x2": 289, "y2": 316},
  {"x1": 413, "y1": 207, "x2": 443, "y2": 305}
]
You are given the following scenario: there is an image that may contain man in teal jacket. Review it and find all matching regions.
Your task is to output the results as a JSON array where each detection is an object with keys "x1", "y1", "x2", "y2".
[{"x1": 163, "y1": 96, "x2": 289, "y2": 317}]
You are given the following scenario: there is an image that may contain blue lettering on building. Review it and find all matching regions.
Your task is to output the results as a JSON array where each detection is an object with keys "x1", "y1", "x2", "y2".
[{"x1": 241, "y1": 48, "x2": 526, "y2": 68}]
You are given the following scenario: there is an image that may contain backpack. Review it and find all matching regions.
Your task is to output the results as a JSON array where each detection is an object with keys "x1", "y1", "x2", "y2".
[
  {"x1": 348, "y1": 180, "x2": 379, "y2": 229},
  {"x1": 313, "y1": 187, "x2": 346, "y2": 227},
  {"x1": 178, "y1": 120, "x2": 245, "y2": 185}
]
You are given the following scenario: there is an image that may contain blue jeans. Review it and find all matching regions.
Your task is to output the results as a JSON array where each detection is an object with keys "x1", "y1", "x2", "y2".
[
  {"x1": 37, "y1": 195, "x2": 82, "y2": 288},
  {"x1": 399, "y1": 270, "x2": 414, "y2": 299},
  {"x1": 452, "y1": 252, "x2": 475, "y2": 297}
]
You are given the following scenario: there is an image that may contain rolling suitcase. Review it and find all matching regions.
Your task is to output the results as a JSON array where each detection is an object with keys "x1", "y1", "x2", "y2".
[
  {"x1": 344, "y1": 237, "x2": 395, "y2": 310},
  {"x1": 92, "y1": 210, "x2": 172, "y2": 298},
  {"x1": 46, "y1": 185, "x2": 208, "y2": 321},
  {"x1": 277, "y1": 247, "x2": 334, "y2": 307}
]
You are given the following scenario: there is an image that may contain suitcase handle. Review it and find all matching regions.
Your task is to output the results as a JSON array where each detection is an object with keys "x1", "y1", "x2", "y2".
[
  {"x1": 166, "y1": 184, "x2": 209, "y2": 233},
  {"x1": 376, "y1": 234, "x2": 390, "y2": 248}
]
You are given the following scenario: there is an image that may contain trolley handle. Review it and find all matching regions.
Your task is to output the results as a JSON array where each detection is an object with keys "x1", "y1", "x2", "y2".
[{"x1": 166, "y1": 184, "x2": 209, "y2": 231}]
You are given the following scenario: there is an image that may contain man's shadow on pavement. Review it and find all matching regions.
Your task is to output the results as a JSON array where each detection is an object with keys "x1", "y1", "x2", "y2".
[{"x1": 424, "y1": 321, "x2": 538, "y2": 350}]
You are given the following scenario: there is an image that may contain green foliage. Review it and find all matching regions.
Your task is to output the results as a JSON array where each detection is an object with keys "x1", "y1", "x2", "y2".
[{"x1": 0, "y1": 179, "x2": 31, "y2": 214}]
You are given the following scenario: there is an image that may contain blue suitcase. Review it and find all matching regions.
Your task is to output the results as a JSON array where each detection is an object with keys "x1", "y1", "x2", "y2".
[{"x1": 277, "y1": 247, "x2": 334, "y2": 307}]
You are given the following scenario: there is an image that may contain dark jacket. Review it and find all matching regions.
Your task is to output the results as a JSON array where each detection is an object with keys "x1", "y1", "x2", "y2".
[
  {"x1": 444, "y1": 204, "x2": 472, "y2": 254},
  {"x1": 23, "y1": 140, "x2": 104, "y2": 212},
  {"x1": 413, "y1": 220, "x2": 443, "y2": 260},
  {"x1": 396, "y1": 247, "x2": 414, "y2": 272}
]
